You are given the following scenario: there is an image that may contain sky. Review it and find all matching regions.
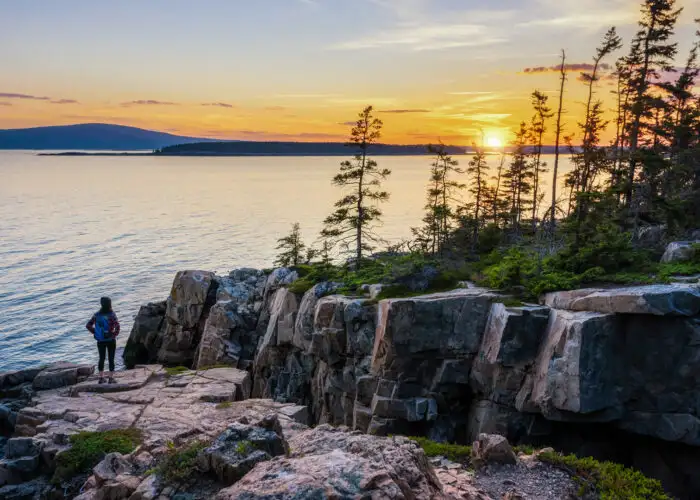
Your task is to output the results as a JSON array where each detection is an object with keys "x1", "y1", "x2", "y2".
[{"x1": 0, "y1": 0, "x2": 698, "y2": 145}]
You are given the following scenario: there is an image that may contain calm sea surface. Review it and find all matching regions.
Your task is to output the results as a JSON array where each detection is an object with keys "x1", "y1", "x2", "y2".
[{"x1": 0, "y1": 150, "x2": 572, "y2": 371}]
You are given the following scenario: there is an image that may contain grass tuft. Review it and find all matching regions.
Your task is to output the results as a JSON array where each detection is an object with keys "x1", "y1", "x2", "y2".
[
  {"x1": 407, "y1": 436, "x2": 472, "y2": 463},
  {"x1": 52, "y1": 428, "x2": 142, "y2": 484},
  {"x1": 164, "y1": 366, "x2": 190, "y2": 377},
  {"x1": 538, "y1": 451, "x2": 670, "y2": 500}
]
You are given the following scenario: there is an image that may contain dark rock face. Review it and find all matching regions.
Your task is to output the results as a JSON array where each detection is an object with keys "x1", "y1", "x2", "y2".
[
  {"x1": 122, "y1": 301, "x2": 166, "y2": 368},
  {"x1": 199, "y1": 415, "x2": 288, "y2": 485}
]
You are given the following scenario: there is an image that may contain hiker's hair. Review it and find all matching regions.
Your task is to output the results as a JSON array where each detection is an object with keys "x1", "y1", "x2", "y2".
[{"x1": 99, "y1": 297, "x2": 112, "y2": 315}]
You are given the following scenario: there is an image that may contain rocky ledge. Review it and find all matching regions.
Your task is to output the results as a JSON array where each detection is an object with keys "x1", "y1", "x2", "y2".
[
  {"x1": 0, "y1": 362, "x2": 582, "y2": 499},
  {"x1": 3, "y1": 267, "x2": 700, "y2": 498}
]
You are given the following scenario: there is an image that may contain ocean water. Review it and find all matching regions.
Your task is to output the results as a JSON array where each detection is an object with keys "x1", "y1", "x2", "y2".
[{"x1": 0, "y1": 150, "x2": 572, "y2": 372}]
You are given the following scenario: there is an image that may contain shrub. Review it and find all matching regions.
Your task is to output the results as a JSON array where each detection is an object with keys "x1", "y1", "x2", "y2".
[
  {"x1": 539, "y1": 451, "x2": 669, "y2": 500},
  {"x1": 53, "y1": 428, "x2": 142, "y2": 483},
  {"x1": 155, "y1": 440, "x2": 209, "y2": 484}
]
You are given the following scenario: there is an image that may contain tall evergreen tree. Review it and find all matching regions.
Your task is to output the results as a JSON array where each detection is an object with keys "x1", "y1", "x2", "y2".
[
  {"x1": 412, "y1": 144, "x2": 464, "y2": 255},
  {"x1": 502, "y1": 122, "x2": 534, "y2": 236},
  {"x1": 624, "y1": 0, "x2": 683, "y2": 206},
  {"x1": 528, "y1": 90, "x2": 553, "y2": 232},
  {"x1": 321, "y1": 106, "x2": 390, "y2": 267},
  {"x1": 550, "y1": 50, "x2": 567, "y2": 234},
  {"x1": 467, "y1": 144, "x2": 489, "y2": 246}
]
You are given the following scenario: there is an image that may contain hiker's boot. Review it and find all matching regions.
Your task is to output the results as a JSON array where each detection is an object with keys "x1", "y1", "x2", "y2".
[{"x1": 98, "y1": 378, "x2": 106, "y2": 384}]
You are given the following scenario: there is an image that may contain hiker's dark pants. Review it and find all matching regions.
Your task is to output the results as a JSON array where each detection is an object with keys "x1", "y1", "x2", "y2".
[{"x1": 97, "y1": 340, "x2": 116, "y2": 372}]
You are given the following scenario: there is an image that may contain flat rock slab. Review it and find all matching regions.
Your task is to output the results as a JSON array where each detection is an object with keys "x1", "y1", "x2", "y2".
[
  {"x1": 543, "y1": 284, "x2": 700, "y2": 316},
  {"x1": 14, "y1": 365, "x2": 308, "y2": 451}
]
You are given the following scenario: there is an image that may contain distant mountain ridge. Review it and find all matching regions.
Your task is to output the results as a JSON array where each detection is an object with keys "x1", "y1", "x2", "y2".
[{"x1": 0, "y1": 123, "x2": 218, "y2": 150}]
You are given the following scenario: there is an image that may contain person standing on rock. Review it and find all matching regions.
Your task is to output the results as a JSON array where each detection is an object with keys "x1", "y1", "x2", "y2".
[{"x1": 85, "y1": 296, "x2": 120, "y2": 384}]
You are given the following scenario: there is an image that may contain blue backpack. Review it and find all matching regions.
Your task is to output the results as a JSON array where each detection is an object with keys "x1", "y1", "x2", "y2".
[{"x1": 94, "y1": 313, "x2": 113, "y2": 342}]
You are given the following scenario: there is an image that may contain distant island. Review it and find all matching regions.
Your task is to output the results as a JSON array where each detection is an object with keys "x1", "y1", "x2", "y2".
[
  {"x1": 0, "y1": 123, "x2": 219, "y2": 150},
  {"x1": 153, "y1": 141, "x2": 468, "y2": 156}
]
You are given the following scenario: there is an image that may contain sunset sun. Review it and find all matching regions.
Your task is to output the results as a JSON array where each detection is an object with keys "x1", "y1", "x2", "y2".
[{"x1": 485, "y1": 135, "x2": 503, "y2": 148}]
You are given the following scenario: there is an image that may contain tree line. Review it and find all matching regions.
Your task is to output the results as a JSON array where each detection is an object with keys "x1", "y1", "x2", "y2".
[{"x1": 276, "y1": 0, "x2": 700, "y2": 275}]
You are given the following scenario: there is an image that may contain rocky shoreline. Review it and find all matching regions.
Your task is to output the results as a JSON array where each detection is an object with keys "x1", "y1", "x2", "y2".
[{"x1": 2, "y1": 267, "x2": 700, "y2": 498}]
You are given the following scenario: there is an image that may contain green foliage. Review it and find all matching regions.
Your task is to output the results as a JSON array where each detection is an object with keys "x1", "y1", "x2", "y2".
[
  {"x1": 215, "y1": 401, "x2": 232, "y2": 409},
  {"x1": 155, "y1": 440, "x2": 209, "y2": 484},
  {"x1": 321, "y1": 105, "x2": 391, "y2": 265},
  {"x1": 539, "y1": 451, "x2": 669, "y2": 500},
  {"x1": 513, "y1": 444, "x2": 536, "y2": 455},
  {"x1": 235, "y1": 440, "x2": 254, "y2": 455},
  {"x1": 53, "y1": 428, "x2": 142, "y2": 484},
  {"x1": 164, "y1": 366, "x2": 190, "y2": 377},
  {"x1": 275, "y1": 222, "x2": 306, "y2": 267},
  {"x1": 408, "y1": 436, "x2": 472, "y2": 463}
]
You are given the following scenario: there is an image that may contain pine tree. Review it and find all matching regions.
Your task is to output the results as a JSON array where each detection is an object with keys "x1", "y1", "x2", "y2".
[
  {"x1": 467, "y1": 144, "x2": 489, "y2": 246},
  {"x1": 274, "y1": 222, "x2": 306, "y2": 267},
  {"x1": 624, "y1": 0, "x2": 683, "y2": 206},
  {"x1": 550, "y1": 50, "x2": 567, "y2": 234},
  {"x1": 528, "y1": 90, "x2": 553, "y2": 232},
  {"x1": 321, "y1": 106, "x2": 391, "y2": 267},
  {"x1": 502, "y1": 122, "x2": 533, "y2": 237},
  {"x1": 413, "y1": 144, "x2": 464, "y2": 255}
]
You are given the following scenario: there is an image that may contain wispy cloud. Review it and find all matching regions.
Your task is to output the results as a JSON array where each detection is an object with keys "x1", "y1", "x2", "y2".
[
  {"x1": 274, "y1": 93, "x2": 339, "y2": 99},
  {"x1": 339, "y1": 121, "x2": 356, "y2": 126},
  {"x1": 331, "y1": 23, "x2": 505, "y2": 51},
  {"x1": 0, "y1": 92, "x2": 50, "y2": 100},
  {"x1": 379, "y1": 109, "x2": 430, "y2": 114},
  {"x1": 448, "y1": 91, "x2": 494, "y2": 96},
  {"x1": 121, "y1": 100, "x2": 178, "y2": 106},
  {"x1": 50, "y1": 99, "x2": 79, "y2": 104},
  {"x1": 0, "y1": 102, "x2": 12, "y2": 106},
  {"x1": 519, "y1": 0, "x2": 637, "y2": 29},
  {"x1": 201, "y1": 102, "x2": 234, "y2": 108},
  {"x1": 522, "y1": 63, "x2": 611, "y2": 74}
]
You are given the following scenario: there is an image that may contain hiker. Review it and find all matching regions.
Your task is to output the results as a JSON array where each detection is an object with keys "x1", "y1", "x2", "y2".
[{"x1": 86, "y1": 296, "x2": 120, "y2": 384}]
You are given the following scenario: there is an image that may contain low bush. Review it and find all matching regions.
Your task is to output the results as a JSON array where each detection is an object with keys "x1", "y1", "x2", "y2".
[
  {"x1": 154, "y1": 440, "x2": 209, "y2": 484},
  {"x1": 539, "y1": 451, "x2": 669, "y2": 500},
  {"x1": 53, "y1": 428, "x2": 142, "y2": 484}
]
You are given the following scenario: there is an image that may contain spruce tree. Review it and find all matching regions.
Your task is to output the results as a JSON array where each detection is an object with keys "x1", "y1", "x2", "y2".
[
  {"x1": 321, "y1": 106, "x2": 390, "y2": 267},
  {"x1": 274, "y1": 222, "x2": 306, "y2": 267},
  {"x1": 528, "y1": 90, "x2": 553, "y2": 232},
  {"x1": 467, "y1": 144, "x2": 489, "y2": 246}
]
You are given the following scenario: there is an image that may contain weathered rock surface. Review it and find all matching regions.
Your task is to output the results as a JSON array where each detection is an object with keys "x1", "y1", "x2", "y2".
[
  {"x1": 198, "y1": 415, "x2": 288, "y2": 485},
  {"x1": 543, "y1": 284, "x2": 700, "y2": 316},
  {"x1": 216, "y1": 425, "x2": 443, "y2": 499},
  {"x1": 471, "y1": 433, "x2": 517, "y2": 466},
  {"x1": 662, "y1": 241, "x2": 700, "y2": 263}
]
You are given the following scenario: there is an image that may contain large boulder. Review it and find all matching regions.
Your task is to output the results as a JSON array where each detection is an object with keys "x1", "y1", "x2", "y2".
[
  {"x1": 661, "y1": 241, "x2": 699, "y2": 263},
  {"x1": 371, "y1": 289, "x2": 501, "y2": 379},
  {"x1": 198, "y1": 415, "x2": 288, "y2": 485},
  {"x1": 471, "y1": 433, "x2": 517, "y2": 466},
  {"x1": 122, "y1": 301, "x2": 167, "y2": 368},
  {"x1": 215, "y1": 425, "x2": 442, "y2": 499},
  {"x1": 157, "y1": 270, "x2": 218, "y2": 366},
  {"x1": 543, "y1": 284, "x2": 700, "y2": 316},
  {"x1": 471, "y1": 304, "x2": 550, "y2": 406},
  {"x1": 525, "y1": 310, "x2": 623, "y2": 419},
  {"x1": 32, "y1": 362, "x2": 94, "y2": 391}
]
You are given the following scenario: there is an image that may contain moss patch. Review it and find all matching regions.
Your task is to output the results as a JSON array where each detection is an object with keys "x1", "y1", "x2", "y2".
[
  {"x1": 155, "y1": 440, "x2": 209, "y2": 484},
  {"x1": 407, "y1": 436, "x2": 472, "y2": 463},
  {"x1": 53, "y1": 428, "x2": 142, "y2": 484},
  {"x1": 538, "y1": 451, "x2": 670, "y2": 500},
  {"x1": 215, "y1": 401, "x2": 232, "y2": 409},
  {"x1": 199, "y1": 364, "x2": 234, "y2": 371},
  {"x1": 164, "y1": 366, "x2": 190, "y2": 377}
]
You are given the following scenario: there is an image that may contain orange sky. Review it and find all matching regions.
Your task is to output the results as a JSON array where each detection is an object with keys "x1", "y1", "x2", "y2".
[{"x1": 1, "y1": 0, "x2": 698, "y2": 145}]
